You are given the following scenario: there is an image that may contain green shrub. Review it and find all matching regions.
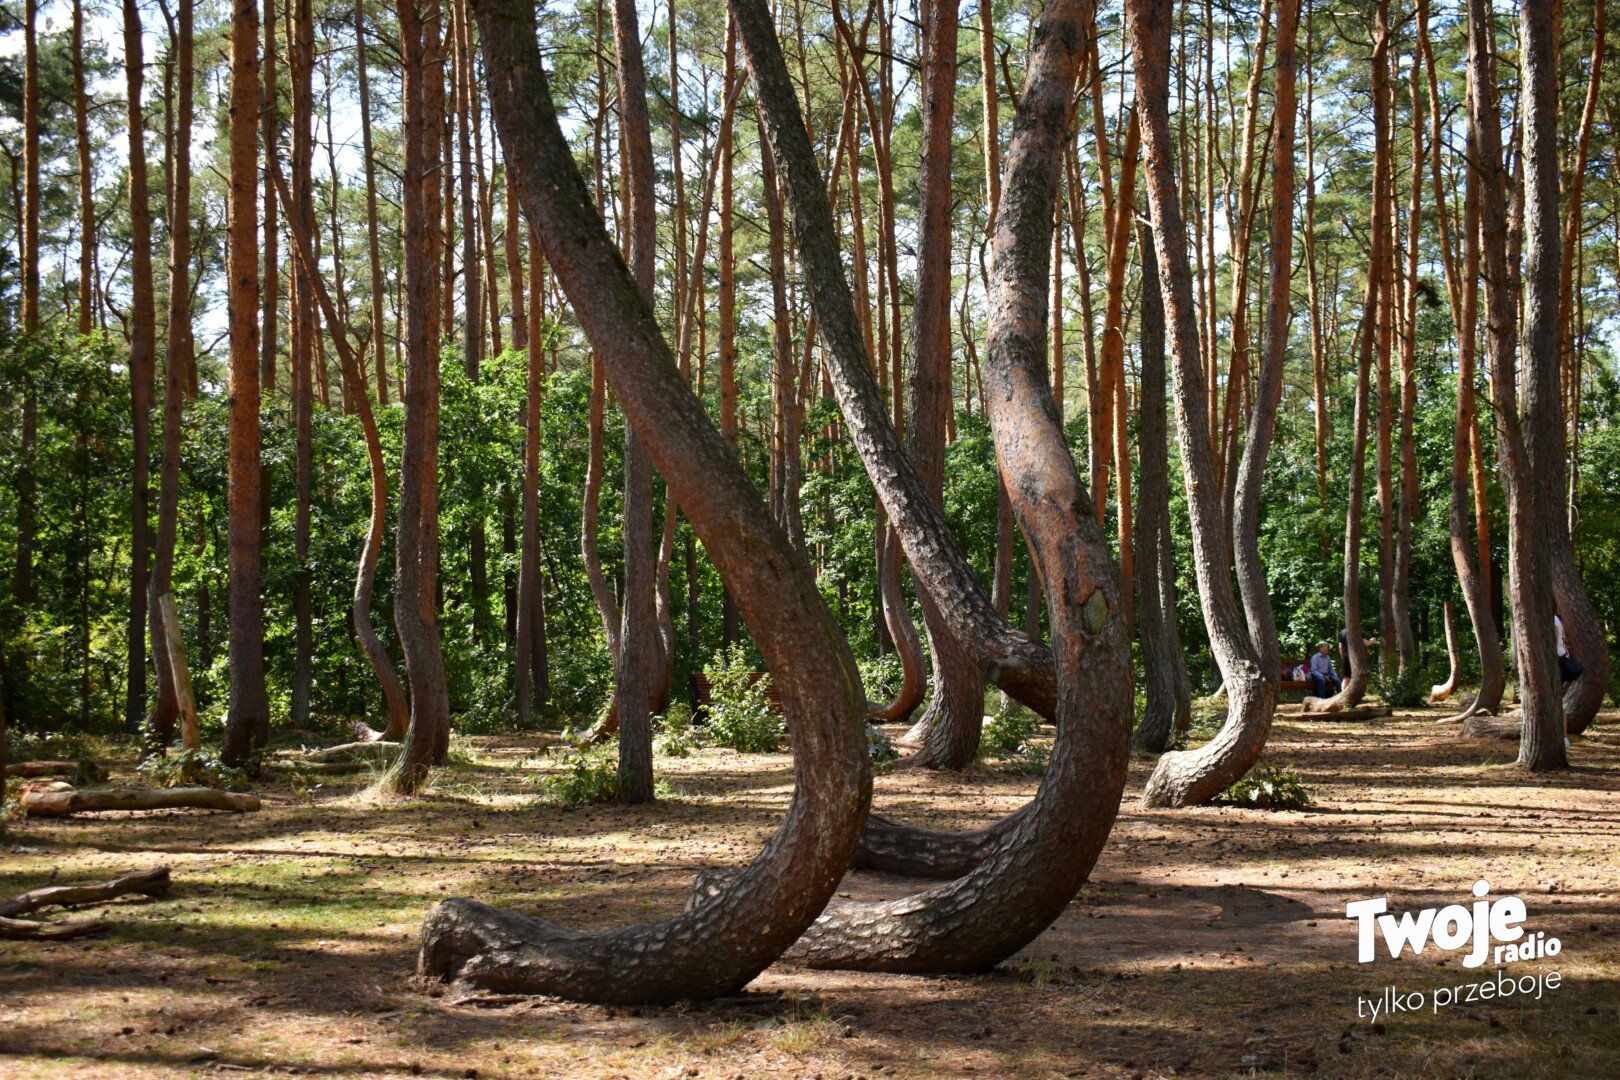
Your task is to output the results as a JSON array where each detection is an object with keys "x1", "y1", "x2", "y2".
[
  {"x1": 858, "y1": 654, "x2": 904, "y2": 704},
  {"x1": 1377, "y1": 658, "x2": 1435, "y2": 709},
  {"x1": 1215, "y1": 763, "x2": 1311, "y2": 810},
  {"x1": 866, "y1": 724, "x2": 900, "y2": 769},
  {"x1": 982, "y1": 703, "x2": 1038, "y2": 754},
  {"x1": 535, "y1": 745, "x2": 619, "y2": 805},
  {"x1": 702, "y1": 645, "x2": 784, "y2": 753},
  {"x1": 654, "y1": 704, "x2": 700, "y2": 758},
  {"x1": 137, "y1": 747, "x2": 256, "y2": 792}
]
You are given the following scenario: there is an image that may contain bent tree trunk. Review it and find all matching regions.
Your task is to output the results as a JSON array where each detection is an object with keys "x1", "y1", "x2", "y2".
[
  {"x1": 868, "y1": 526, "x2": 927, "y2": 721},
  {"x1": 424, "y1": 0, "x2": 870, "y2": 1004},
  {"x1": 740, "y1": 0, "x2": 1132, "y2": 972},
  {"x1": 272, "y1": 167, "x2": 411, "y2": 745},
  {"x1": 1130, "y1": 0, "x2": 1281, "y2": 807},
  {"x1": 1132, "y1": 222, "x2": 1192, "y2": 754}
]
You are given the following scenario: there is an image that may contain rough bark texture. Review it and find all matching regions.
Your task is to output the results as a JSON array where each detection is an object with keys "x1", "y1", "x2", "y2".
[
  {"x1": 123, "y1": 0, "x2": 157, "y2": 738},
  {"x1": 147, "y1": 0, "x2": 194, "y2": 753},
  {"x1": 1131, "y1": 222, "x2": 1192, "y2": 754},
  {"x1": 223, "y1": 0, "x2": 270, "y2": 767},
  {"x1": 1514, "y1": 0, "x2": 1571, "y2": 769},
  {"x1": 423, "y1": 0, "x2": 871, "y2": 1004},
  {"x1": 1132, "y1": 0, "x2": 1278, "y2": 806},
  {"x1": 383, "y1": 0, "x2": 453, "y2": 795},
  {"x1": 901, "y1": 0, "x2": 986, "y2": 771},
  {"x1": 612, "y1": 0, "x2": 660, "y2": 805},
  {"x1": 742, "y1": 0, "x2": 1131, "y2": 972}
]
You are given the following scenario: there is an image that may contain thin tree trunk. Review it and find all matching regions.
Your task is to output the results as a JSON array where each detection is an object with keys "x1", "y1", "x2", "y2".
[
  {"x1": 718, "y1": 19, "x2": 741, "y2": 649},
  {"x1": 147, "y1": 0, "x2": 194, "y2": 753},
  {"x1": 357, "y1": 0, "x2": 390, "y2": 404},
  {"x1": 261, "y1": 0, "x2": 279, "y2": 396},
  {"x1": 289, "y1": 0, "x2": 316, "y2": 729},
  {"x1": 223, "y1": 0, "x2": 270, "y2": 766},
  {"x1": 1132, "y1": 221, "x2": 1192, "y2": 753},
  {"x1": 123, "y1": 0, "x2": 158, "y2": 737},
  {"x1": 383, "y1": 0, "x2": 453, "y2": 794},
  {"x1": 1393, "y1": 38, "x2": 1422, "y2": 674},
  {"x1": 272, "y1": 165, "x2": 411, "y2": 744},
  {"x1": 611, "y1": 0, "x2": 660, "y2": 804},
  {"x1": 73, "y1": 0, "x2": 95, "y2": 337}
]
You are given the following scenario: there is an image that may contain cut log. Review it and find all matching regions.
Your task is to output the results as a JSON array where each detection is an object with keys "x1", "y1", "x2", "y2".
[
  {"x1": 1301, "y1": 700, "x2": 1393, "y2": 721},
  {"x1": 0, "y1": 866, "x2": 172, "y2": 940},
  {"x1": 21, "y1": 787, "x2": 261, "y2": 817},
  {"x1": 1460, "y1": 714, "x2": 1525, "y2": 740}
]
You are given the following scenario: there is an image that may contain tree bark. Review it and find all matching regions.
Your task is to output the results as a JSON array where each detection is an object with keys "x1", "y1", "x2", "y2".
[
  {"x1": 1129, "y1": 0, "x2": 1281, "y2": 805},
  {"x1": 382, "y1": 0, "x2": 453, "y2": 794},
  {"x1": 1514, "y1": 0, "x2": 1571, "y2": 768},
  {"x1": 147, "y1": 0, "x2": 194, "y2": 753},
  {"x1": 259, "y1": 0, "x2": 279, "y2": 397},
  {"x1": 611, "y1": 0, "x2": 660, "y2": 805},
  {"x1": 122, "y1": 0, "x2": 158, "y2": 738},
  {"x1": 289, "y1": 0, "x2": 316, "y2": 729},
  {"x1": 1131, "y1": 222, "x2": 1192, "y2": 754},
  {"x1": 72, "y1": 0, "x2": 95, "y2": 336},
  {"x1": 24, "y1": 788, "x2": 261, "y2": 818},
  {"x1": 427, "y1": 0, "x2": 871, "y2": 1002},
  {"x1": 898, "y1": 0, "x2": 986, "y2": 771},
  {"x1": 357, "y1": 0, "x2": 390, "y2": 405},
  {"x1": 743, "y1": 0, "x2": 1130, "y2": 971}
]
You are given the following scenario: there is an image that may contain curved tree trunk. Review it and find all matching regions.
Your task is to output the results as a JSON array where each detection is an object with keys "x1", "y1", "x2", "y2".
[
  {"x1": 426, "y1": 0, "x2": 871, "y2": 1002},
  {"x1": 1432, "y1": 600, "x2": 1460, "y2": 704},
  {"x1": 272, "y1": 168, "x2": 411, "y2": 746},
  {"x1": 869, "y1": 526, "x2": 927, "y2": 722},
  {"x1": 1131, "y1": 221, "x2": 1192, "y2": 754},
  {"x1": 741, "y1": 0, "x2": 1132, "y2": 972},
  {"x1": 1132, "y1": 0, "x2": 1287, "y2": 806}
]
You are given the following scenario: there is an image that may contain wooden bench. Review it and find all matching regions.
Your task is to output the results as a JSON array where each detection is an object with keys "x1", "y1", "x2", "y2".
[
  {"x1": 691, "y1": 671, "x2": 784, "y2": 714},
  {"x1": 1279, "y1": 662, "x2": 1312, "y2": 697}
]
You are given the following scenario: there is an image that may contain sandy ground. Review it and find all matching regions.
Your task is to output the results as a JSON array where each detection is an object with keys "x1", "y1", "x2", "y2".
[{"x1": 3, "y1": 703, "x2": 1618, "y2": 1079}]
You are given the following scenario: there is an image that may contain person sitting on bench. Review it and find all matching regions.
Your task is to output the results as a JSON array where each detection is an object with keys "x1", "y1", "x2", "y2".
[{"x1": 1308, "y1": 641, "x2": 1342, "y2": 698}]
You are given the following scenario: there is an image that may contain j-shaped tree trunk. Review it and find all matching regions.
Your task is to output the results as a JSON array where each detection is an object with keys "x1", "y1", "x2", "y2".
[
  {"x1": 1131, "y1": 222, "x2": 1192, "y2": 754},
  {"x1": 1131, "y1": 0, "x2": 1289, "y2": 806},
  {"x1": 897, "y1": 0, "x2": 986, "y2": 771},
  {"x1": 271, "y1": 167, "x2": 411, "y2": 747},
  {"x1": 425, "y1": 0, "x2": 870, "y2": 1002},
  {"x1": 868, "y1": 526, "x2": 927, "y2": 722},
  {"x1": 1513, "y1": 0, "x2": 1571, "y2": 769},
  {"x1": 381, "y1": 0, "x2": 452, "y2": 795},
  {"x1": 741, "y1": 0, "x2": 1131, "y2": 971}
]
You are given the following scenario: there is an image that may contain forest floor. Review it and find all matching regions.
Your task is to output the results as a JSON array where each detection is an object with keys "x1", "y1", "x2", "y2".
[{"x1": 3, "y1": 702, "x2": 1620, "y2": 1079}]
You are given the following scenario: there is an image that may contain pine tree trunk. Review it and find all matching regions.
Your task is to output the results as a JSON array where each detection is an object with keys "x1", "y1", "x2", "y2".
[
  {"x1": 147, "y1": 0, "x2": 194, "y2": 753},
  {"x1": 1513, "y1": 0, "x2": 1571, "y2": 768},
  {"x1": 123, "y1": 0, "x2": 158, "y2": 737},
  {"x1": 259, "y1": 0, "x2": 279, "y2": 397},
  {"x1": 1131, "y1": 222, "x2": 1192, "y2": 753},
  {"x1": 430, "y1": 0, "x2": 871, "y2": 1001},
  {"x1": 383, "y1": 0, "x2": 453, "y2": 794},
  {"x1": 356, "y1": 0, "x2": 390, "y2": 404},
  {"x1": 289, "y1": 0, "x2": 316, "y2": 729},
  {"x1": 223, "y1": 0, "x2": 270, "y2": 767},
  {"x1": 72, "y1": 0, "x2": 95, "y2": 336}
]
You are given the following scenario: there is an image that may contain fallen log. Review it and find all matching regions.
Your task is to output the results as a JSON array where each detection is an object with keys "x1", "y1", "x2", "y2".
[
  {"x1": 295, "y1": 741, "x2": 401, "y2": 764},
  {"x1": 4, "y1": 761, "x2": 78, "y2": 778},
  {"x1": 21, "y1": 787, "x2": 261, "y2": 818},
  {"x1": 1300, "y1": 699, "x2": 1393, "y2": 721},
  {"x1": 0, "y1": 866, "x2": 172, "y2": 940}
]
